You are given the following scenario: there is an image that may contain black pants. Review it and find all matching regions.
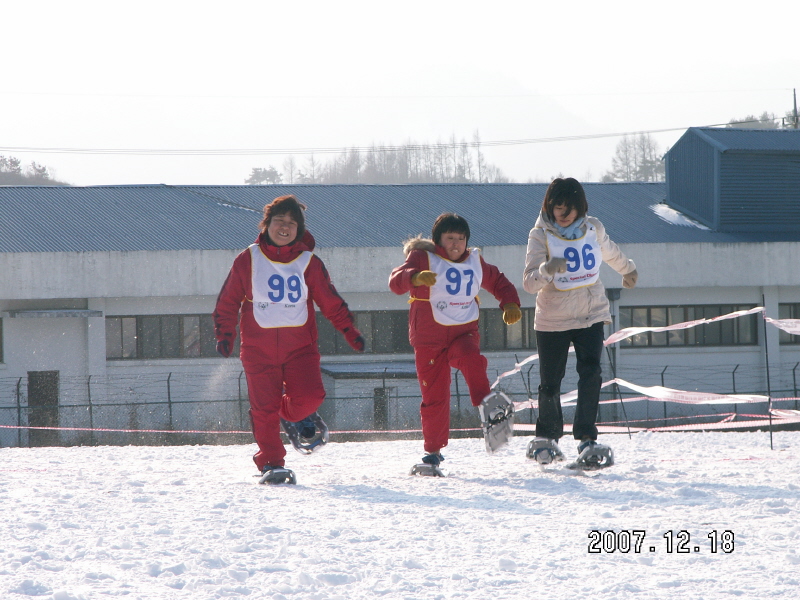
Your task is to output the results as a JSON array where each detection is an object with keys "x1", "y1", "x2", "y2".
[{"x1": 535, "y1": 321, "x2": 604, "y2": 442}]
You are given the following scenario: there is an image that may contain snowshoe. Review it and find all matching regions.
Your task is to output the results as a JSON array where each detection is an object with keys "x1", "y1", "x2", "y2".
[
  {"x1": 478, "y1": 391, "x2": 515, "y2": 454},
  {"x1": 566, "y1": 440, "x2": 614, "y2": 471},
  {"x1": 410, "y1": 453, "x2": 446, "y2": 477},
  {"x1": 258, "y1": 466, "x2": 297, "y2": 485},
  {"x1": 526, "y1": 437, "x2": 565, "y2": 465},
  {"x1": 281, "y1": 412, "x2": 329, "y2": 455}
]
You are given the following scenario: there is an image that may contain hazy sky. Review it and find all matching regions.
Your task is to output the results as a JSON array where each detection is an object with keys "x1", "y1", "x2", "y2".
[{"x1": 3, "y1": 0, "x2": 797, "y2": 186}]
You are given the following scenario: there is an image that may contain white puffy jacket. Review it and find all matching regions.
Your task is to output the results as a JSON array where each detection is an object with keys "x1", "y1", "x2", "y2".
[{"x1": 523, "y1": 211, "x2": 636, "y2": 332}]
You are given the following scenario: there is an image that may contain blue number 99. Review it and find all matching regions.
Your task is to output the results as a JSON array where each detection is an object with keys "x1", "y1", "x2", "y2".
[
  {"x1": 287, "y1": 275, "x2": 302, "y2": 303},
  {"x1": 268, "y1": 274, "x2": 284, "y2": 302}
]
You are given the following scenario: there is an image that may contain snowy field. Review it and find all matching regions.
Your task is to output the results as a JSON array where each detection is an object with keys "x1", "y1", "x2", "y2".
[{"x1": 1, "y1": 431, "x2": 799, "y2": 600}]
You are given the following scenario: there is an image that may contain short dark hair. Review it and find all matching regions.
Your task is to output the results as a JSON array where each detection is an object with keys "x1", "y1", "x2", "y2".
[
  {"x1": 542, "y1": 177, "x2": 588, "y2": 221},
  {"x1": 259, "y1": 195, "x2": 306, "y2": 240},
  {"x1": 431, "y1": 213, "x2": 470, "y2": 246}
]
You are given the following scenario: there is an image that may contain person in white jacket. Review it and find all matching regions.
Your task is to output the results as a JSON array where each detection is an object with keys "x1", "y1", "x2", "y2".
[{"x1": 522, "y1": 177, "x2": 638, "y2": 468}]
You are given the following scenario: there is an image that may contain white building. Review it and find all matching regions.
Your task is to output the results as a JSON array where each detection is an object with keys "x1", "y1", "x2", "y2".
[{"x1": 2, "y1": 128, "x2": 799, "y2": 446}]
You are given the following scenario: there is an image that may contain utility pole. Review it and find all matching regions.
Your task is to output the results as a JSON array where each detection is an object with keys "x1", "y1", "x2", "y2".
[{"x1": 794, "y1": 88, "x2": 798, "y2": 129}]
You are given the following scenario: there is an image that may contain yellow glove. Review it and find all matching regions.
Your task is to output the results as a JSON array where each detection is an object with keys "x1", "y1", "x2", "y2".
[
  {"x1": 502, "y1": 303, "x2": 522, "y2": 325},
  {"x1": 411, "y1": 270, "x2": 437, "y2": 287}
]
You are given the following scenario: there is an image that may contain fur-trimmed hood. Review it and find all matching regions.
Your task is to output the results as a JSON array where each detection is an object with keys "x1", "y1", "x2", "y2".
[{"x1": 402, "y1": 236, "x2": 436, "y2": 256}]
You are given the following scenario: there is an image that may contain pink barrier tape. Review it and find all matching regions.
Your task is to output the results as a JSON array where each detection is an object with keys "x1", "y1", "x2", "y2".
[
  {"x1": 592, "y1": 378, "x2": 768, "y2": 405},
  {"x1": 604, "y1": 306, "x2": 766, "y2": 345},
  {"x1": 514, "y1": 409, "x2": 800, "y2": 434},
  {"x1": 490, "y1": 352, "x2": 541, "y2": 389},
  {"x1": 493, "y1": 306, "x2": 799, "y2": 390},
  {"x1": 0, "y1": 424, "x2": 482, "y2": 436},
  {"x1": 765, "y1": 317, "x2": 800, "y2": 336},
  {"x1": 0, "y1": 424, "x2": 251, "y2": 434}
]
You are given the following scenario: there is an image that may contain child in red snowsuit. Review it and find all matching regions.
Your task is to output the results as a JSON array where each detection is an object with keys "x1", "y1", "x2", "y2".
[
  {"x1": 389, "y1": 213, "x2": 521, "y2": 466},
  {"x1": 214, "y1": 195, "x2": 364, "y2": 483}
]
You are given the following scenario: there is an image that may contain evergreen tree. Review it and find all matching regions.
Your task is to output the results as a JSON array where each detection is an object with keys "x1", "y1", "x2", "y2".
[{"x1": 244, "y1": 166, "x2": 282, "y2": 185}]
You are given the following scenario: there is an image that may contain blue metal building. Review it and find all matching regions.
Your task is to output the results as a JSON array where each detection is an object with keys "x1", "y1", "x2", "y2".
[{"x1": 664, "y1": 127, "x2": 800, "y2": 232}]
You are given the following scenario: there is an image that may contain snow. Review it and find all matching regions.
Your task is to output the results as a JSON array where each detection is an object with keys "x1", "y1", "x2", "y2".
[
  {"x1": 650, "y1": 203, "x2": 711, "y2": 229},
  {"x1": 2, "y1": 431, "x2": 799, "y2": 599}
]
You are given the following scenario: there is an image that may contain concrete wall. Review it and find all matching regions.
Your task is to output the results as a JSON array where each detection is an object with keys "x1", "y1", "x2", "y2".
[{"x1": 2, "y1": 241, "x2": 799, "y2": 446}]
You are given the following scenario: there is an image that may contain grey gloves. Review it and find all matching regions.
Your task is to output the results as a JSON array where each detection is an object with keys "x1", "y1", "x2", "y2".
[
  {"x1": 622, "y1": 269, "x2": 638, "y2": 289},
  {"x1": 540, "y1": 257, "x2": 567, "y2": 278}
]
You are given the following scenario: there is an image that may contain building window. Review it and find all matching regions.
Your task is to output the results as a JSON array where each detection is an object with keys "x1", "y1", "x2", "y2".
[
  {"x1": 316, "y1": 310, "x2": 413, "y2": 355},
  {"x1": 315, "y1": 308, "x2": 536, "y2": 356},
  {"x1": 618, "y1": 305, "x2": 758, "y2": 347},
  {"x1": 105, "y1": 315, "x2": 226, "y2": 359},
  {"x1": 479, "y1": 308, "x2": 536, "y2": 351},
  {"x1": 779, "y1": 304, "x2": 800, "y2": 345}
]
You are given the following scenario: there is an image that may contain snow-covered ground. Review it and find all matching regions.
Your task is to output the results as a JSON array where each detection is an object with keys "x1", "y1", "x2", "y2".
[{"x1": 2, "y1": 431, "x2": 799, "y2": 600}]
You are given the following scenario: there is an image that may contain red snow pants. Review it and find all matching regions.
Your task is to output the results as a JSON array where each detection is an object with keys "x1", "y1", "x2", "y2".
[
  {"x1": 414, "y1": 330, "x2": 490, "y2": 454},
  {"x1": 243, "y1": 346, "x2": 325, "y2": 469}
]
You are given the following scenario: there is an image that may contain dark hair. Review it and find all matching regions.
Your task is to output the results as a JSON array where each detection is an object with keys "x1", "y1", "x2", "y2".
[
  {"x1": 259, "y1": 195, "x2": 306, "y2": 241},
  {"x1": 431, "y1": 213, "x2": 470, "y2": 246},
  {"x1": 542, "y1": 177, "x2": 588, "y2": 221}
]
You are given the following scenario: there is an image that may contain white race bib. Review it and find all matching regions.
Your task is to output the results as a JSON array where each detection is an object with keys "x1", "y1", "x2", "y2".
[
  {"x1": 545, "y1": 226, "x2": 601, "y2": 290},
  {"x1": 250, "y1": 245, "x2": 313, "y2": 328},
  {"x1": 427, "y1": 249, "x2": 483, "y2": 326}
]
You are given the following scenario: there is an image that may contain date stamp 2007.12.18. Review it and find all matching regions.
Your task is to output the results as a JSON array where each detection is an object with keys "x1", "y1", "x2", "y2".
[{"x1": 588, "y1": 530, "x2": 735, "y2": 554}]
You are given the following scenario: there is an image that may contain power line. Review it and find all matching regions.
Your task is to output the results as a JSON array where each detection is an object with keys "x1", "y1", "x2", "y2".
[
  {"x1": 0, "y1": 87, "x2": 790, "y2": 100},
  {"x1": 0, "y1": 122, "x2": 746, "y2": 158}
]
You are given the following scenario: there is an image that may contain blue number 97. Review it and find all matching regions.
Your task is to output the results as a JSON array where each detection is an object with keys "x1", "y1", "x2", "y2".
[{"x1": 445, "y1": 268, "x2": 461, "y2": 295}]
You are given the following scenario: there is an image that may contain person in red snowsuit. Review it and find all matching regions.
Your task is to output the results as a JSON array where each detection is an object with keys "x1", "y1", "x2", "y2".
[
  {"x1": 214, "y1": 195, "x2": 364, "y2": 480},
  {"x1": 389, "y1": 213, "x2": 521, "y2": 466}
]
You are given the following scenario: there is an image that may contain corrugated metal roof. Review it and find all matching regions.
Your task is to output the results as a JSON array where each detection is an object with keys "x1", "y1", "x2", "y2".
[
  {"x1": 0, "y1": 183, "x2": 797, "y2": 254},
  {"x1": 689, "y1": 127, "x2": 800, "y2": 153},
  {"x1": 0, "y1": 184, "x2": 257, "y2": 253}
]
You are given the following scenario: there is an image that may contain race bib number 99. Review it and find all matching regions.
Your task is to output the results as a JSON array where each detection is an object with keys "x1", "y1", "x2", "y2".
[{"x1": 267, "y1": 274, "x2": 303, "y2": 303}]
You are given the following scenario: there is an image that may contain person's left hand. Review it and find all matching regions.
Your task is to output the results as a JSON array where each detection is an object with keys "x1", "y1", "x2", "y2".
[
  {"x1": 216, "y1": 340, "x2": 232, "y2": 358},
  {"x1": 343, "y1": 327, "x2": 366, "y2": 352},
  {"x1": 622, "y1": 269, "x2": 638, "y2": 289},
  {"x1": 502, "y1": 303, "x2": 522, "y2": 325}
]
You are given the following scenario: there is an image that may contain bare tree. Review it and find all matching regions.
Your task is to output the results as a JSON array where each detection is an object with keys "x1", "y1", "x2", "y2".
[
  {"x1": 305, "y1": 154, "x2": 320, "y2": 183},
  {"x1": 282, "y1": 156, "x2": 298, "y2": 184},
  {"x1": 246, "y1": 132, "x2": 512, "y2": 185},
  {"x1": 604, "y1": 134, "x2": 664, "y2": 182},
  {"x1": 473, "y1": 131, "x2": 485, "y2": 183}
]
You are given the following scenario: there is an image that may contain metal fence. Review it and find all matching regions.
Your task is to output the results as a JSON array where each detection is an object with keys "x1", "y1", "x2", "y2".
[{"x1": 1, "y1": 361, "x2": 799, "y2": 448}]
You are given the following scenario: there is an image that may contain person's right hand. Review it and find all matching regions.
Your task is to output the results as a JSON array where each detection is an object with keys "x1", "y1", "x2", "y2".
[
  {"x1": 541, "y1": 257, "x2": 567, "y2": 277},
  {"x1": 411, "y1": 271, "x2": 437, "y2": 287}
]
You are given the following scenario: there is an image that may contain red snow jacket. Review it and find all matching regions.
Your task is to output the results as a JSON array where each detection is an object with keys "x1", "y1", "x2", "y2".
[
  {"x1": 389, "y1": 238, "x2": 521, "y2": 348},
  {"x1": 214, "y1": 230, "x2": 357, "y2": 366}
]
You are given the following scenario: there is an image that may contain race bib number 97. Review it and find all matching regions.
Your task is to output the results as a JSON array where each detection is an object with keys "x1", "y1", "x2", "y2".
[{"x1": 445, "y1": 268, "x2": 475, "y2": 296}]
